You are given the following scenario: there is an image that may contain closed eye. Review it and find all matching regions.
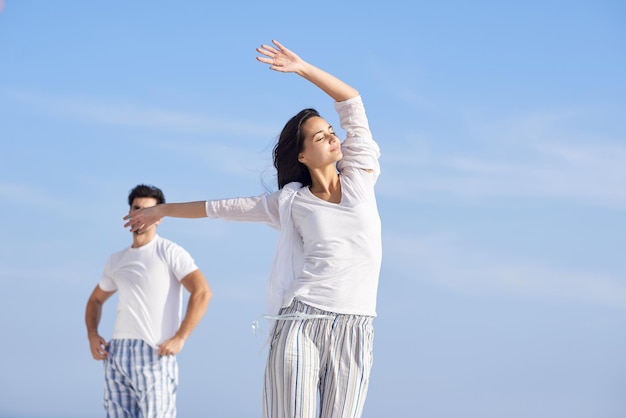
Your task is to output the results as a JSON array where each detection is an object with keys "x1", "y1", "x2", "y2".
[{"x1": 316, "y1": 132, "x2": 337, "y2": 142}]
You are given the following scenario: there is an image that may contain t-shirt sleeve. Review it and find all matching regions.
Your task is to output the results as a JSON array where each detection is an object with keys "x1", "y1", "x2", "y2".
[
  {"x1": 204, "y1": 192, "x2": 281, "y2": 230},
  {"x1": 167, "y1": 243, "x2": 199, "y2": 282},
  {"x1": 97, "y1": 256, "x2": 117, "y2": 292},
  {"x1": 335, "y1": 96, "x2": 381, "y2": 181}
]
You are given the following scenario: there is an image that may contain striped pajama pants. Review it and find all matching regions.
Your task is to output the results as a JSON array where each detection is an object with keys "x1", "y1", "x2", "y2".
[
  {"x1": 103, "y1": 339, "x2": 178, "y2": 418},
  {"x1": 263, "y1": 299, "x2": 375, "y2": 418}
]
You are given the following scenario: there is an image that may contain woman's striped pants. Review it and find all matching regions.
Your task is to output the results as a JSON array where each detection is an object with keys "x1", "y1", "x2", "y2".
[{"x1": 263, "y1": 299, "x2": 375, "y2": 418}]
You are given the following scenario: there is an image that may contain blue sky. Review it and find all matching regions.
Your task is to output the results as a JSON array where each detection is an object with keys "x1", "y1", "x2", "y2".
[{"x1": 1, "y1": 1, "x2": 625, "y2": 417}]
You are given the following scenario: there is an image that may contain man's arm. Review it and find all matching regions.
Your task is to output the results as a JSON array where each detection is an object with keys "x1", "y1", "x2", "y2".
[
  {"x1": 158, "y1": 269, "x2": 212, "y2": 356},
  {"x1": 85, "y1": 285, "x2": 115, "y2": 360}
]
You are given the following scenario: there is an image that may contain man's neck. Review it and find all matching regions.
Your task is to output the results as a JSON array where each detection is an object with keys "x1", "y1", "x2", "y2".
[{"x1": 131, "y1": 229, "x2": 157, "y2": 248}]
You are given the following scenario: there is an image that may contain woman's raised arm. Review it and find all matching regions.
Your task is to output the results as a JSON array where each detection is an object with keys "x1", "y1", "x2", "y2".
[{"x1": 256, "y1": 40, "x2": 358, "y2": 102}]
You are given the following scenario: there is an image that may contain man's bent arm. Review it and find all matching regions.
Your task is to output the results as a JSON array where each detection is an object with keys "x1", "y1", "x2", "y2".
[
  {"x1": 85, "y1": 285, "x2": 115, "y2": 360},
  {"x1": 158, "y1": 269, "x2": 212, "y2": 356}
]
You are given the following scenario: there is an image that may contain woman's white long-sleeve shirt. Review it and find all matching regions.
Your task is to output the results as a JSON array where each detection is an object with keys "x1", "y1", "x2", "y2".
[{"x1": 205, "y1": 95, "x2": 381, "y2": 317}]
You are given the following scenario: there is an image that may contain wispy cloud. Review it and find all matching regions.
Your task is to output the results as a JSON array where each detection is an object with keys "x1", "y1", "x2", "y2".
[
  {"x1": 0, "y1": 181, "x2": 75, "y2": 215},
  {"x1": 5, "y1": 89, "x2": 275, "y2": 137},
  {"x1": 4, "y1": 89, "x2": 280, "y2": 183},
  {"x1": 379, "y1": 107, "x2": 626, "y2": 208},
  {"x1": 144, "y1": 138, "x2": 275, "y2": 184},
  {"x1": 384, "y1": 231, "x2": 626, "y2": 309},
  {"x1": 0, "y1": 257, "x2": 98, "y2": 285},
  {"x1": 0, "y1": 179, "x2": 130, "y2": 223}
]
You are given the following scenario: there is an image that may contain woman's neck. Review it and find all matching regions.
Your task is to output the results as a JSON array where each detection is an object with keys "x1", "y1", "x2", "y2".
[{"x1": 309, "y1": 168, "x2": 341, "y2": 203}]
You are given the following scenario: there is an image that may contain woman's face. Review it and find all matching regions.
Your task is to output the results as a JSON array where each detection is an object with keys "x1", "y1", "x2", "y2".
[{"x1": 298, "y1": 116, "x2": 342, "y2": 169}]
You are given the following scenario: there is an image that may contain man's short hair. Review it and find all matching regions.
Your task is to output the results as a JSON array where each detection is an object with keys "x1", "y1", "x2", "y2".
[{"x1": 128, "y1": 184, "x2": 166, "y2": 206}]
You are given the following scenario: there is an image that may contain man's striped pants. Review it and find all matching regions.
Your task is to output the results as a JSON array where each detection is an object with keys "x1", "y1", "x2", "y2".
[{"x1": 103, "y1": 339, "x2": 178, "y2": 418}]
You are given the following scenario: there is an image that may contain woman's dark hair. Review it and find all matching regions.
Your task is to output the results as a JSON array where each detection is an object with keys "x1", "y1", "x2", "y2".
[
  {"x1": 127, "y1": 184, "x2": 166, "y2": 206},
  {"x1": 273, "y1": 108, "x2": 320, "y2": 189}
]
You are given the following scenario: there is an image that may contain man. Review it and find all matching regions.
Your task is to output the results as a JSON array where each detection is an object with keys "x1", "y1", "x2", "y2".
[{"x1": 85, "y1": 184, "x2": 212, "y2": 418}]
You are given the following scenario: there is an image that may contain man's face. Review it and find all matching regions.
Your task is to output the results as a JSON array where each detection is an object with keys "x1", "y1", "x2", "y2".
[{"x1": 129, "y1": 197, "x2": 159, "y2": 234}]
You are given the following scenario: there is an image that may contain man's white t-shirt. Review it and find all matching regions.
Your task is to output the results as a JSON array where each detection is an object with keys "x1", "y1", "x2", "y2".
[{"x1": 98, "y1": 235, "x2": 198, "y2": 348}]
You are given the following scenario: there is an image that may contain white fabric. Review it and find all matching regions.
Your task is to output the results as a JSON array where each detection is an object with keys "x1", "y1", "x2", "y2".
[
  {"x1": 262, "y1": 299, "x2": 374, "y2": 418},
  {"x1": 204, "y1": 95, "x2": 381, "y2": 318},
  {"x1": 98, "y1": 235, "x2": 199, "y2": 348},
  {"x1": 204, "y1": 185, "x2": 298, "y2": 320}
]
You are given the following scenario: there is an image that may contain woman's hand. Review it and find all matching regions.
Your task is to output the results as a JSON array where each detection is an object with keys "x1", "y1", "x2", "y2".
[
  {"x1": 256, "y1": 39, "x2": 358, "y2": 102},
  {"x1": 256, "y1": 40, "x2": 306, "y2": 73},
  {"x1": 123, "y1": 205, "x2": 162, "y2": 234}
]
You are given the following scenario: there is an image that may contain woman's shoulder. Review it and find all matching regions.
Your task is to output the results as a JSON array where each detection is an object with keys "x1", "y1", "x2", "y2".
[{"x1": 282, "y1": 182, "x2": 305, "y2": 193}]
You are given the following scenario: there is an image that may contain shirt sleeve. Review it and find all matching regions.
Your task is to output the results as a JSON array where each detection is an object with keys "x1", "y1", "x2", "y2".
[
  {"x1": 204, "y1": 192, "x2": 281, "y2": 230},
  {"x1": 97, "y1": 256, "x2": 117, "y2": 292},
  {"x1": 166, "y1": 242, "x2": 199, "y2": 282},
  {"x1": 335, "y1": 95, "x2": 381, "y2": 179}
]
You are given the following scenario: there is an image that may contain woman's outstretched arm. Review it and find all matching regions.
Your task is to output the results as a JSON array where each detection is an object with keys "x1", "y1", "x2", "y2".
[
  {"x1": 123, "y1": 195, "x2": 280, "y2": 234},
  {"x1": 256, "y1": 40, "x2": 358, "y2": 102},
  {"x1": 123, "y1": 201, "x2": 206, "y2": 234}
]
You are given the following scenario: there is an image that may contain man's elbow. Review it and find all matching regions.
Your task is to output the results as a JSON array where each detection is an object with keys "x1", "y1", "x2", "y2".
[{"x1": 196, "y1": 284, "x2": 213, "y2": 307}]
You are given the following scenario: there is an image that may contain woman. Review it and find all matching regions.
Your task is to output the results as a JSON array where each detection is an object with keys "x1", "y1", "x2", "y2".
[{"x1": 125, "y1": 40, "x2": 382, "y2": 418}]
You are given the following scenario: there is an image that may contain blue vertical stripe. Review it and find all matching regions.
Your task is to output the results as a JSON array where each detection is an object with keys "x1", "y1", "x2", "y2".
[
  {"x1": 263, "y1": 299, "x2": 374, "y2": 418},
  {"x1": 103, "y1": 339, "x2": 178, "y2": 418}
]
